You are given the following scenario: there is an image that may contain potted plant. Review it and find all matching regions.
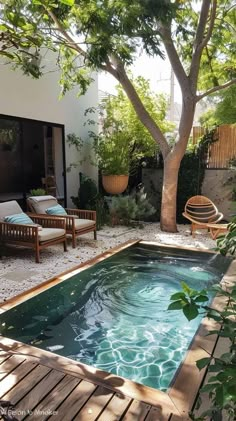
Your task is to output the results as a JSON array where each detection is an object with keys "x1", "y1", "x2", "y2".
[{"x1": 94, "y1": 130, "x2": 130, "y2": 194}]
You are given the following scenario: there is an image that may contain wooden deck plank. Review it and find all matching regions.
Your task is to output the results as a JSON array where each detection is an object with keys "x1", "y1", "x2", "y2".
[
  {"x1": 54, "y1": 379, "x2": 97, "y2": 421},
  {"x1": 15, "y1": 369, "x2": 65, "y2": 420},
  {"x1": 97, "y1": 393, "x2": 131, "y2": 421},
  {"x1": 122, "y1": 399, "x2": 151, "y2": 421},
  {"x1": 0, "y1": 353, "x2": 10, "y2": 364},
  {"x1": 145, "y1": 406, "x2": 172, "y2": 421},
  {"x1": 0, "y1": 337, "x2": 178, "y2": 413},
  {"x1": 0, "y1": 355, "x2": 26, "y2": 382},
  {"x1": 0, "y1": 361, "x2": 38, "y2": 398},
  {"x1": 3, "y1": 365, "x2": 51, "y2": 405},
  {"x1": 169, "y1": 415, "x2": 189, "y2": 421},
  {"x1": 73, "y1": 385, "x2": 114, "y2": 421},
  {"x1": 32, "y1": 375, "x2": 81, "y2": 421}
]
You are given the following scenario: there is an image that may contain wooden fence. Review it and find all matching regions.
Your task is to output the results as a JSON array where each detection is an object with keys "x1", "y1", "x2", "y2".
[{"x1": 192, "y1": 125, "x2": 236, "y2": 168}]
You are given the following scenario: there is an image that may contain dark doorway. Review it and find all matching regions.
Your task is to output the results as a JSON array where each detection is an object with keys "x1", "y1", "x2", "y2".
[{"x1": 0, "y1": 115, "x2": 66, "y2": 209}]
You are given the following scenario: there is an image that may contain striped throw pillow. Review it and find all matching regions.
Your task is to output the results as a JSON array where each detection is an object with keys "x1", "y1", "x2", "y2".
[
  {"x1": 46, "y1": 204, "x2": 67, "y2": 216},
  {"x1": 4, "y1": 213, "x2": 34, "y2": 225}
]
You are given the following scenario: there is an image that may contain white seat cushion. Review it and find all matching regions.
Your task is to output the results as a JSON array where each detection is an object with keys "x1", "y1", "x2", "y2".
[
  {"x1": 0, "y1": 201, "x2": 23, "y2": 221},
  {"x1": 74, "y1": 218, "x2": 96, "y2": 230},
  {"x1": 39, "y1": 228, "x2": 65, "y2": 242}
]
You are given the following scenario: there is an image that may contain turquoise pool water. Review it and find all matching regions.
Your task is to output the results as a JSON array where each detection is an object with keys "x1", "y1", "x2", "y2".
[{"x1": 0, "y1": 243, "x2": 231, "y2": 390}]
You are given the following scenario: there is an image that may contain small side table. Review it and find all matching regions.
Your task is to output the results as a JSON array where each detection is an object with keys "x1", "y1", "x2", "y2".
[{"x1": 206, "y1": 223, "x2": 228, "y2": 240}]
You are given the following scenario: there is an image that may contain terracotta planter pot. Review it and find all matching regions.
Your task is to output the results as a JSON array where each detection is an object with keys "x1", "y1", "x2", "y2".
[{"x1": 102, "y1": 175, "x2": 129, "y2": 194}]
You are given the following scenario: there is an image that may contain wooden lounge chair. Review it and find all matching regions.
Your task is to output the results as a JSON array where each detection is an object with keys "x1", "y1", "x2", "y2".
[
  {"x1": 27, "y1": 196, "x2": 97, "y2": 248},
  {"x1": 0, "y1": 200, "x2": 67, "y2": 263},
  {"x1": 206, "y1": 222, "x2": 228, "y2": 240},
  {"x1": 182, "y1": 195, "x2": 223, "y2": 237}
]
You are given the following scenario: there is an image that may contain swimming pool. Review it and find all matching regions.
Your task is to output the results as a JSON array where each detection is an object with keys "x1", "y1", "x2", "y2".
[{"x1": 0, "y1": 242, "x2": 232, "y2": 392}]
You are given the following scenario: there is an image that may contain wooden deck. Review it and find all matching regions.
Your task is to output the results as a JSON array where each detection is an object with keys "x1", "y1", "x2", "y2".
[{"x1": 0, "y1": 345, "x2": 174, "y2": 421}]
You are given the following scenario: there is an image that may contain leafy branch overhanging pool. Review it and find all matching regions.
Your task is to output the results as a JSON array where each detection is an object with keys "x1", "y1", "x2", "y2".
[{"x1": 0, "y1": 243, "x2": 232, "y2": 391}]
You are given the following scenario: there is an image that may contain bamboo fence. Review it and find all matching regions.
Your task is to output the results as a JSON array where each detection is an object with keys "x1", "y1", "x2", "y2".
[{"x1": 192, "y1": 125, "x2": 236, "y2": 168}]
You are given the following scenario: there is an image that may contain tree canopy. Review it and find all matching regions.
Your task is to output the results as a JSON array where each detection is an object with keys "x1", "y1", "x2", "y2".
[
  {"x1": 0, "y1": 0, "x2": 235, "y2": 231},
  {"x1": 101, "y1": 76, "x2": 174, "y2": 158},
  {"x1": 200, "y1": 85, "x2": 236, "y2": 126}
]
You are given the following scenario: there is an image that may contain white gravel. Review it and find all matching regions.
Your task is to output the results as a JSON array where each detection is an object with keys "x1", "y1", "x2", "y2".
[{"x1": 0, "y1": 223, "x2": 216, "y2": 302}]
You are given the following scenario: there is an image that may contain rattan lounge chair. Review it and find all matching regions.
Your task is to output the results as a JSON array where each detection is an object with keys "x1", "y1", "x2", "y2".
[
  {"x1": 182, "y1": 195, "x2": 223, "y2": 237},
  {"x1": 0, "y1": 200, "x2": 67, "y2": 262},
  {"x1": 27, "y1": 196, "x2": 97, "y2": 248}
]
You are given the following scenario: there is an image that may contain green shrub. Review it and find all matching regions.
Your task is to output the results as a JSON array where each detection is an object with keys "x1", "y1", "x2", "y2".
[
  {"x1": 169, "y1": 281, "x2": 236, "y2": 420},
  {"x1": 108, "y1": 186, "x2": 155, "y2": 225},
  {"x1": 109, "y1": 195, "x2": 138, "y2": 225},
  {"x1": 29, "y1": 188, "x2": 46, "y2": 196},
  {"x1": 93, "y1": 130, "x2": 130, "y2": 175},
  {"x1": 216, "y1": 217, "x2": 236, "y2": 256},
  {"x1": 132, "y1": 185, "x2": 156, "y2": 220},
  {"x1": 168, "y1": 225, "x2": 236, "y2": 420},
  {"x1": 71, "y1": 172, "x2": 108, "y2": 229}
]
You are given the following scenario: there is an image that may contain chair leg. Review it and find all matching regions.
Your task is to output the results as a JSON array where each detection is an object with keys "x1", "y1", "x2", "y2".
[
  {"x1": 94, "y1": 230, "x2": 97, "y2": 240},
  {"x1": 35, "y1": 246, "x2": 40, "y2": 263},
  {"x1": 63, "y1": 238, "x2": 68, "y2": 252},
  {"x1": 72, "y1": 233, "x2": 76, "y2": 248}
]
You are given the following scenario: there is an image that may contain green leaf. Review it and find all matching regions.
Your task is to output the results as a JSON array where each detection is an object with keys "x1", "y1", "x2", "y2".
[
  {"x1": 196, "y1": 357, "x2": 211, "y2": 370},
  {"x1": 219, "y1": 353, "x2": 234, "y2": 363},
  {"x1": 183, "y1": 303, "x2": 199, "y2": 321},
  {"x1": 170, "y1": 292, "x2": 186, "y2": 300},
  {"x1": 0, "y1": 24, "x2": 8, "y2": 31},
  {"x1": 194, "y1": 295, "x2": 209, "y2": 303},
  {"x1": 226, "y1": 385, "x2": 236, "y2": 400},
  {"x1": 168, "y1": 300, "x2": 184, "y2": 310},
  {"x1": 181, "y1": 281, "x2": 192, "y2": 295},
  {"x1": 59, "y1": 0, "x2": 74, "y2": 5},
  {"x1": 215, "y1": 385, "x2": 227, "y2": 407},
  {"x1": 201, "y1": 382, "x2": 218, "y2": 393}
]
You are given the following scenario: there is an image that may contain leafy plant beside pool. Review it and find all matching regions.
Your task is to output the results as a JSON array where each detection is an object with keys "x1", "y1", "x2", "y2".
[{"x1": 168, "y1": 220, "x2": 236, "y2": 420}]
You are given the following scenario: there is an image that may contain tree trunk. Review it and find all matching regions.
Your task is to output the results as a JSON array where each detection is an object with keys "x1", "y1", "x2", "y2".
[
  {"x1": 106, "y1": 60, "x2": 196, "y2": 233},
  {"x1": 160, "y1": 156, "x2": 181, "y2": 232}
]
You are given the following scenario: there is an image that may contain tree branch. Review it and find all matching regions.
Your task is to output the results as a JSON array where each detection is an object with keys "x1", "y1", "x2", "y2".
[
  {"x1": 103, "y1": 57, "x2": 170, "y2": 157},
  {"x1": 99, "y1": 60, "x2": 121, "y2": 83},
  {"x1": 46, "y1": 9, "x2": 87, "y2": 58},
  {"x1": 196, "y1": 79, "x2": 236, "y2": 101},
  {"x1": 189, "y1": 0, "x2": 216, "y2": 89},
  {"x1": 158, "y1": 24, "x2": 189, "y2": 92},
  {"x1": 200, "y1": 0, "x2": 217, "y2": 49}
]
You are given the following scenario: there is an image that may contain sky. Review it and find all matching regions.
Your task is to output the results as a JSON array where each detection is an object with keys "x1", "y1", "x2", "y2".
[{"x1": 98, "y1": 53, "x2": 182, "y2": 104}]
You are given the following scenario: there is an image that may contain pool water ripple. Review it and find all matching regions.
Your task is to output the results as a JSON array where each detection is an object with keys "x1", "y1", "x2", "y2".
[{"x1": 0, "y1": 244, "x2": 231, "y2": 391}]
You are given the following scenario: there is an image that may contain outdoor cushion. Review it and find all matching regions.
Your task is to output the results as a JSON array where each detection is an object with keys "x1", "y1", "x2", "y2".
[
  {"x1": 4, "y1": 212, "x2": 42, "y2": 230},
  {"x1": 46, "y1": 204, "x2": 67, "y2": 216},
  {"x1": 0, "y1": 200, "x2": 23, "y2": 221},
  {"x1": 74, "y1": 218, "x2": 96, "y2": 230},
  {"x1": 39, "y1": 228, "x2": 66, "y2": 242},
  {"x1": 27, "y1": 196, "x2": 58, "y2": 214},
  {"x1": 4, "y1": 212, "x2": 34, "y2": 225}
]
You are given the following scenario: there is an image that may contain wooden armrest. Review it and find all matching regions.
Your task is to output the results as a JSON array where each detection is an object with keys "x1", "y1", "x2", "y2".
[
  {"x1": 183, "y1": 211, "x2": 224, "y2": 226},
  {"x1": 27, "y1": 213, "x2": 66, "y2": 229},
  {"x1": 0, "y1": 221, "x2": 38, "y2": 231},
  {"x1": 182, "y1": 212, "x2": 206, "y2": 226},
  {"x1": 66, "y1": 208, "x2": 96, "y2": 221},
  {"x1": 0, "y1": 221, "x2": 39, "y2": 241},
  {"x1": 209, "y1": 213, "x2": 224, "y2": 223},
  {"x1": 182, "y1": 212, "x2": 200, "y2": 224}
]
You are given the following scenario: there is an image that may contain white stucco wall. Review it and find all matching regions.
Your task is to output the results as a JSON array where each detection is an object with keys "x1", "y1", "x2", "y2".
[{"x1": 0, "y1": 55, "x2": 98, "y2": 206}]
